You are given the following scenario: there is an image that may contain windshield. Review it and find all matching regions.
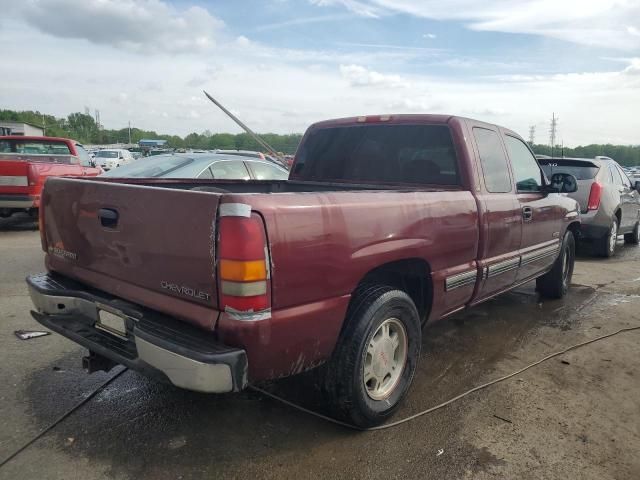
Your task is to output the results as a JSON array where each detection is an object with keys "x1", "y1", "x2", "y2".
[
  {"x1": 539, "y1": 159, "x2": 600, "y2": 180},
  {"x1": 101, "y1": 155, "x2": 193, "y2": 177},
  {"x1": 292, "y1": 124, "x2": 459, "y2": 185},
  {"x1": 95, "y1": 151, "x2": 118, "y2": 158},
  {"x1": 0, "y1": 139, "x2": 71, "y2": 155}
]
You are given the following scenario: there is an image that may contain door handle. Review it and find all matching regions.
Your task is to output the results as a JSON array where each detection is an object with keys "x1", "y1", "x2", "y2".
[{"x1": 522, "y1": 206, "x2": 533, "y2": 222}]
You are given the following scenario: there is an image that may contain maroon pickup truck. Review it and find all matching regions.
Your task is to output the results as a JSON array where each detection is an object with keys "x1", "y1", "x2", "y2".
[{"x1": 27, "y1": 115, "x2": 580, "y2": 427}]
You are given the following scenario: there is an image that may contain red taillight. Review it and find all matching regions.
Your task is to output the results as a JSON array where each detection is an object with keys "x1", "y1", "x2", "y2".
[
  {"x1": 587, "y1": 182, "x2": 603, "y2": 211},
  {"x1": 217, "y1": 212, "x2": 270, "y2": 314}
]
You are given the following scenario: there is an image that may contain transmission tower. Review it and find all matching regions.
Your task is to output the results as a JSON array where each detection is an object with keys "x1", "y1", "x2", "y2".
[
  {"x1": 549, "y1": 113, "x2": 558, "y2": 152},
  {"x1": 528, "y1": 125, "x2": 536, "y2": 146},
  {"x1": 94, "y1": 109, "x2": 101, "y2": 129}
]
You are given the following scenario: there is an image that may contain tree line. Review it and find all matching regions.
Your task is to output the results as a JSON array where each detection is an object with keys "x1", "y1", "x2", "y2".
[
  {"x1": 1, "y1": 109, "x2": 639, "y2": 165},
  {"x1": 0, "y1": 109, "x2": 302, "y2": 154}
]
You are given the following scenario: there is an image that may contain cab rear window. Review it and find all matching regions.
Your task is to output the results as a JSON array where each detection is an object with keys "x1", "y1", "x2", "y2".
[
  {"x1": 293, "y1": 124, "x2": 459, "y2": 186},
  {"x1": 0, "y1": 140, "x2": 71, "y2": 155},
  {"x1": 539, "y1": 160, "x2": 599, "y2": 180}
]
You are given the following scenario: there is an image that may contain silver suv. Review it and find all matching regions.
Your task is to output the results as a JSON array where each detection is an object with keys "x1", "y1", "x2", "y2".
[{"x1": 539, "y1": 156, "x2": 640, "y2": 257}]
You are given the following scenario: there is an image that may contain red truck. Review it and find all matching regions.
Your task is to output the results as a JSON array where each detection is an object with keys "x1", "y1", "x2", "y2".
[
  {"x1": 27, "y1": 115, "x2": 580, "y2": 427},
  {"x1": 0, "y1": 136, "x2": 102, "y2": 218}
]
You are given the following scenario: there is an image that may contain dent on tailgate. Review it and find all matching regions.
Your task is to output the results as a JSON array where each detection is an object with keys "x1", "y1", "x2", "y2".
[{"x1": 42, "y1": 178, "x2": 222, "y2": 329}]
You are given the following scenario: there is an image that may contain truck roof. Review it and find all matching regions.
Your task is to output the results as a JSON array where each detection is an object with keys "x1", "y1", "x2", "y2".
[
  {"x1": 308, "y1": 114, "x2": 520, "y2": 137},
  {"x1": 0, "y1": 135, "x2": 78, "y2": 143}
]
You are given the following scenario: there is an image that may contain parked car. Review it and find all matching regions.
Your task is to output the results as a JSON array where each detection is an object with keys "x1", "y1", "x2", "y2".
[
  {"x1": 214, "y1": 149, "x2": 289, "y2": 169},
  {"x1": 538, "y1": 156, "x2": 640, "y2": 256},
  {"x1": 28, "y1": 114, "x2": 579, "y2": 427},
  {"x1": 0, "y1": 136, "x2": 102, "y2": 218},
  {"x1": 94, "y1": 149, "x2": 135, "y2": 171},
  {"x1": 100, "y1": 153, "x2": 290, "y2": 180}
]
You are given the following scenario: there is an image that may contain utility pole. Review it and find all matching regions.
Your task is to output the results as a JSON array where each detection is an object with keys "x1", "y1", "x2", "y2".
[
  {"x1": 42, "y1": 113, "x2": 46, "y2": 136},
  {"x1": 128, "y1": 121, "x2": 132, "y2": 145},
  {"x1": 528, "y1": 125, "x2": 536, "y2": 146},
  {"x1": 549, "y1": 113, "x2": 558, "y2": 157}
]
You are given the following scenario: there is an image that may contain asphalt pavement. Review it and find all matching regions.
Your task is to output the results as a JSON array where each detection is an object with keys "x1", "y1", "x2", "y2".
[{"x1": 1, "y1": 213, "x2": 639, "y2": 479}]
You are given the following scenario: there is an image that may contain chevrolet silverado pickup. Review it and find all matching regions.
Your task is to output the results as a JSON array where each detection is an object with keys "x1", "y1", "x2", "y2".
[
  {"x1": 27, "y1": 115, "x2": 580, "y2": 427},
  {"x1": 0, "y1": 136, "x2": 102, "y2": 218}
]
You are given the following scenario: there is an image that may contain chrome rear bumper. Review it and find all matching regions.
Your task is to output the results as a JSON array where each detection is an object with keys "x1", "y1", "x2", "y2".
[{"x1": 27, "y1": 273, "x2": 247, "y2": 393}]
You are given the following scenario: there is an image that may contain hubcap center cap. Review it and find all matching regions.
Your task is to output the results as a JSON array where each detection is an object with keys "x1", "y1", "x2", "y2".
[{"x1": 373, "y1": 339, "x2": 395, "y2": 377}]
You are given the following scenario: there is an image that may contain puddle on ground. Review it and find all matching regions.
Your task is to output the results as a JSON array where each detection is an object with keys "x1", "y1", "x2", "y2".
[{"x1": 19, "y1": 281, "x2": 596, "y2": 479}]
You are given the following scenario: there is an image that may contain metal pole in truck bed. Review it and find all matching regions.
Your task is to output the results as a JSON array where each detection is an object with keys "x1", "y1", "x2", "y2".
[{"x1": 202, "y1": 90, "x2": 281, "y2": 160}]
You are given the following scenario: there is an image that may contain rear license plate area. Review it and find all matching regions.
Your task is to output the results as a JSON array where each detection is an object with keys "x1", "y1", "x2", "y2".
[{"x1": 95, "y1": 309, "x2": 128, "y2": 338}]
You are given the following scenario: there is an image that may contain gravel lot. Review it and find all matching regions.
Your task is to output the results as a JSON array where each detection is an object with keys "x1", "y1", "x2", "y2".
[{"x1": 1, "y1": 213, "x2": 639, "y2": 479}]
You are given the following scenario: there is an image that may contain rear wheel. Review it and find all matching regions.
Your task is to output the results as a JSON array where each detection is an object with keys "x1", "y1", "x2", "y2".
[
  {"x1": 320, "y1": 285, "x2": 421, "y2": 428},
  {"x1": 536, "y1": 230, "x2": 575, "y2": 299},
  {"x1": 624, "y1": 222, "x2": 640, "y2": 245},
  {"x1": 595, "y1": 218, "x2": 618, "y2": 257}
]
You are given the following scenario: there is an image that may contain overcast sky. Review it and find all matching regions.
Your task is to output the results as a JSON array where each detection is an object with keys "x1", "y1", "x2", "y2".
[{"x1": 1, "y1": 0, "x2": 639, "y2": 145}]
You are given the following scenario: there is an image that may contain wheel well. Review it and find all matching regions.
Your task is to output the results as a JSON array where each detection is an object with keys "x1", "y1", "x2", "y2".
[
  {"x1": 355, "y1": 258, "x2": 432, "y2": 323},
  {"x1": 567, "y1": 221, "x2": 580, "y2": 237}
]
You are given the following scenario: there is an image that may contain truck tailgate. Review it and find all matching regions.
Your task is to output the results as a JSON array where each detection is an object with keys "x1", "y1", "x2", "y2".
[{"x1": 41, "y1": 178, "x2": 221, "y2": 327}]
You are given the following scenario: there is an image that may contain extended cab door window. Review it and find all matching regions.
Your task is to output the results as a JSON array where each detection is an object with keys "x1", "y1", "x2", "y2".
[
  {"x1": 504, "y1": 136, "x2": 543, "y2": 192},
  {"x1": 473, "y1": 127, "x2": 512, "y2": 193}
]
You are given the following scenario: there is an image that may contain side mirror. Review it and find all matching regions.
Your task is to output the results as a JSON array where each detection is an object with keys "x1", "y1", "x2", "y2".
[
  {"x1": 547, "y1": 173, "x2": 578, "y2": 193},
  {"x1": 634, "y1": 181, "x2": 640, "y2": 192}
]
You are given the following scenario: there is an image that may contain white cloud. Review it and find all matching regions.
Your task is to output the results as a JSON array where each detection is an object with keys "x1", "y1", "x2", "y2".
[
  {"x1": 340, "y1": 64, "x2": 410, "y2": 88},
  {"x1": 623, "y1": 58, "x2": 640, "y2": 75},
  {"x1": 314, "y1": 0, "x2": 640, "y2": 50},
  {"x1": 309, "y1": 0, "x2": 383, "y2": 17},
  {"x1": 423, "y1": 33, "x2": 437, "y2": 39},
  {"x1": 20, "y1": 0, "x2": 223, "y2": 54},
  {"x1": 0, "y1": 5, "x2": 638, "y2": 147},
  {"x1": 235, "y1": 35, "x2": 251, "y2": 48}
]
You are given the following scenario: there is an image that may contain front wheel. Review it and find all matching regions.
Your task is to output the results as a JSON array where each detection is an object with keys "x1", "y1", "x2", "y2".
[
  {"x1": 320, "y1": 285, "x2": 421, "y2": 428},
  {"x1": 536, "y1": 230, "x2": 575, "y2": 299}
]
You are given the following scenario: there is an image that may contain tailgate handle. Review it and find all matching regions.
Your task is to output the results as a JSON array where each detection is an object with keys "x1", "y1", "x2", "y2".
[{"x1": 98, "y1": 208, "x2": 119, "y2": 228}]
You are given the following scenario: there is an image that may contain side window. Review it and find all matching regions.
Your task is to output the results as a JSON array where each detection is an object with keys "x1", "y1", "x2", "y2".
[
  {"x1": 616, "y1": 165, "x2": 631, "y2": 187},
  {"x1": 610, "y1": 164, "x2": 624, "y2": 185},
  {"x1": 75, "y1": 144, "x2": 92, "y2": 167},
  {"x1": 209, "y1": 161, "x2": 250, "y2": 180},
  {"x1": 504, "y1": 135, "x2": 543, "y2": 192},
  {"x1": 473, "y1": 127, "x2": 511, "y2": 193},
  {"x1": 197, "y1": 167, "x2": 213, "y2": 179},
  {"x1": 247, "y1": 162, "x2": 289, "y2": 180}
]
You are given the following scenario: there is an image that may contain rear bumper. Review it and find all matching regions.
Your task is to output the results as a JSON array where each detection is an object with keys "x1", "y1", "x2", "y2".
[
  {"x1": 27, "y1": 273, "x2": 248, "y2": 393},
  {"x1": 579, "y1": 222, "x2": 610, "y2": 240},
  {"x1": 0, "y1": 194, "x2": 36, "y2": 209}
]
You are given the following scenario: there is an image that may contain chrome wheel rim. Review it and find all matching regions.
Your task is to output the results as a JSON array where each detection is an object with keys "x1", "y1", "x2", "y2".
[
  {"x1": 609, "y1": 221, "x2": 617, "y2": 253},
  {"x1": 364, "y1": 318, "x2": 408, "y2": 400}
]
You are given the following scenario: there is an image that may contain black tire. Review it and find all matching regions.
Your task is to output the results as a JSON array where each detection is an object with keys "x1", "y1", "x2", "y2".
[
  {"x1": 320, "y1": 285, "x2": 421, "y2": 428},
  {"x1": 595, "y1": 218, "x2": 618, "y2": 257},
  {"x1": 536, "y1": 230, "x2": 575, "y2": 299},
  {"x1": 624, "y1": 222, "x2": 640, "y2": 245}
]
